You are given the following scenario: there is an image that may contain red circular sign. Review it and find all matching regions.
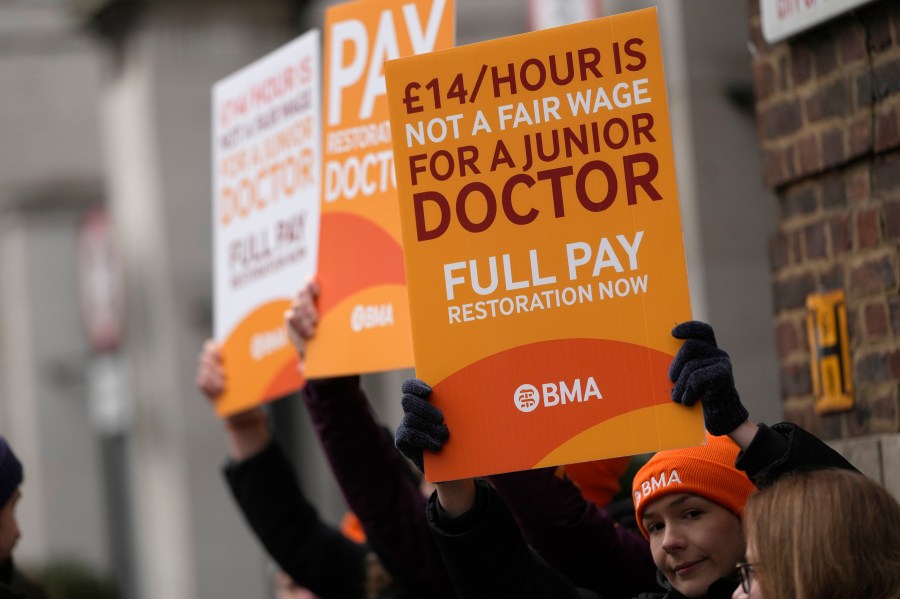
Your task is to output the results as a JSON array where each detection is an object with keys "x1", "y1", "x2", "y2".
[{"x1": 77, "y1": 208, "x2": 125, "y2": 352}]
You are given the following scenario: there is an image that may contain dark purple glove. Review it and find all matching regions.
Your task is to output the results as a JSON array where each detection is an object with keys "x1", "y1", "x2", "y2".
[
  {"x1": 669, "y1": 321, "x2": 749, "y2": 436},
  {"x1": 395, "y1": 378, "x2": 449, "y2": 473}
]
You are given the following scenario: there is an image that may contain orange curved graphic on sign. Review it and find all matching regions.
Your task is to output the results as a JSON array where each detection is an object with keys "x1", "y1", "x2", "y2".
[
  {"x1": 316, "y1": 212, "x2": 407, "y2": 315},
  {"x1": 424, "y1": 338, "x2": 676, "y2": 481},
  {"x1": 217, "y1": 300, "x2": 302, "y2": 417},
  {"x1": 534, "y1": 403, "x2": 704, "y2": 468}
]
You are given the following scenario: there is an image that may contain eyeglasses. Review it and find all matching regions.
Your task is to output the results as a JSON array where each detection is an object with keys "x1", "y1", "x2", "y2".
[{"x1": 736, "y1": 561, "x2": 757, "y2": 593}]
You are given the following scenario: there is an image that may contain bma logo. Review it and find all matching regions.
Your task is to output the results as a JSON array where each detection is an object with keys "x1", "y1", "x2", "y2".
[
  {"x1": 514, "y1": 385, "x2": 540, "y2": 413},
  {"x1": 633, "y1": 469, "x2": 683, "y2": 508},
  {"x1": 250, "y1": 326, "x2": 288, "y2": 361},
  {"x1": 513, "y1": 377, "x2": 603, "y2": 413},
  {"x1": 350, "y1": 303, "x2": 394, "y2": 332}
]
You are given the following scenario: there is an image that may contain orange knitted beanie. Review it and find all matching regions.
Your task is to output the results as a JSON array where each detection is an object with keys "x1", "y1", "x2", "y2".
[{"x1": 632, "y1": 433, "x2": 756, "y2": 538}]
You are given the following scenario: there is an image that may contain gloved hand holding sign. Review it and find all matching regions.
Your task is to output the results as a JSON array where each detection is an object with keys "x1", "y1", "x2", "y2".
[{"x1": 669, "y1": 321, "x2": 749, "y2": 436}]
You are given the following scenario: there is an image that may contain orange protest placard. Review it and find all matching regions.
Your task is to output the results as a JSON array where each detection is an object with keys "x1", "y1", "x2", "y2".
[
  {"x1": 306, "y1": 0, "x2": 455, "y2": 377},
  {"x1": 386, "y1": 7, "x2": 703, "y2": 482}
]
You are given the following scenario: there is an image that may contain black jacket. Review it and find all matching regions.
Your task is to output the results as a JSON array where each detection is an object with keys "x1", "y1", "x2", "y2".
[
  {"x1": 427, "y1": 479, "x2": 600, "y2": 599},
  {"x1": 631, "y1": 571, "x2": 740, "y2": 599},
  {"x1": 0, "y1": 559, "x2": 50, "y2": 599},
  {"x1": 0, "y1": 583, "x2": 21, "y2": 599},
  {"x1": 224, "y1": 441, "x2": 408, "y2": 599}
]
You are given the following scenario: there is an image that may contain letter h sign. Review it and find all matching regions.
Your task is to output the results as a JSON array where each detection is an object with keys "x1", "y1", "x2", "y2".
[{"x1": 805, "y1": 290, "x2": 853, "y2": 414}]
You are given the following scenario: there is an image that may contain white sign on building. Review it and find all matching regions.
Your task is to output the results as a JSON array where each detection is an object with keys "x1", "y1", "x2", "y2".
[{"x1": 761, "y1": 0, "x2": 879, "y2": 43}]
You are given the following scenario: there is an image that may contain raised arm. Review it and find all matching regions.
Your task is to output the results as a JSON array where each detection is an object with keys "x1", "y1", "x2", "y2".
[
  {"x1": 285, "y1": 283, "x2": 455, "y2": 598},
  {"x1": 394, "y1": 378, "x2": 476, "y2": 516},
  {"x1": 669, "y1": 321, "x2": 856, "y2": 484},
  {"x1": 196, "y1": 339, "x2": 270, "y2": 460},
  {"x1": 396, "y1": 380, "x2": 598, "y2": 599},
  {"x1": 669, "y1": 321, "x2": 756, "y2": 446},
  {"x1": 195, "y1": 339, "x2": 371, "y2": 599}
]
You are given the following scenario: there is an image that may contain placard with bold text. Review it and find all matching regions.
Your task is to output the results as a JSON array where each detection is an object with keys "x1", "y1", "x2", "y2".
[
  {"x1": 386, "y1": 8, "x2": 703, "y2": 481},
  {"x1": 306, "y1": 0, "x2": 455, "y2": 377}
]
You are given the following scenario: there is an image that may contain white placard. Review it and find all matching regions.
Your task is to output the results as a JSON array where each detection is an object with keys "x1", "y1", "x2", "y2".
[{"x1": 211, "y1": 30, "x2": 320, "y2": 414}]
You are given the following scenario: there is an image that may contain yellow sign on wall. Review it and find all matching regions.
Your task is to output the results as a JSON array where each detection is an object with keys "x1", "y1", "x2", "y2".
[
  {"x1": 386, "y1": 7, "x2": 703, "y2": 482},
  {"x1": 806, "y1": 289, "x2": 853, "y2": 413}
]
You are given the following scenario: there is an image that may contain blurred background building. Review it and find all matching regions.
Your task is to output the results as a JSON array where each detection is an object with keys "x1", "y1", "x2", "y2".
[{"x1": 0, "y1": 0, "x2": 895, "y2": 598}]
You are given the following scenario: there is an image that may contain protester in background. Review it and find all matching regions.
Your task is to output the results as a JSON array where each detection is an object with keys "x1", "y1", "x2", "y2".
[
  {"x1": 282, "y1": 279, "x2": 452, "y2": 599},
  {"x1": 733, "y1": 468, "x2": 900, "y2": 599},
  {"x1": 197, "y1": 345, "x2": 398, "y2": 599},
  {"x1": 0, "y1": 438, "x2": 53, "y2": 599},
  {"x1": 395, "y1": 321, "x2": 857, "y2": 599},
  {"x1": 201, "y1": 272, "x2": 464, "y2": 596}
]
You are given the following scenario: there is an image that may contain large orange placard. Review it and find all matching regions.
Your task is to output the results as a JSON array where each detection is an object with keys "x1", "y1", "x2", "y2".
[
  {"x1": 306, "y1": 0, "x2": 455, "y2": 377},
  {"x1": 386, "y1": 7, "x2": 703, "y2": 482}
]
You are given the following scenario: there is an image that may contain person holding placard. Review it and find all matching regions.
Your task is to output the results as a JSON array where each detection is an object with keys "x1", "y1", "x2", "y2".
[
  {"x1": 197, "y1": 279, "x2": 459, "y2": 599},
  {"x1": 196, "y1": 342, "x2": 401, "y2": 599},
  {"x1": 283, "y1": 280, "x2": 454, "y2": 599},
  {"x1": 284, "y1": 279, "x2": 653, "y2": 598},
  {"x1": 396, "y1": 321, "x2": 857, "y2": 599}
]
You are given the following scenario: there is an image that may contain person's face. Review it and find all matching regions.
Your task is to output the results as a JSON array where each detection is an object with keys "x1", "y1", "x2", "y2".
[
  {"x1": 731, "y1": 541, "x2": 762, "y2": 599},
  {"x1": 0, "y1": 489, "x2": 22, "y2": 563},
  {"x1": 642, "y1": 493, "x2": 744, "y2": 598}
]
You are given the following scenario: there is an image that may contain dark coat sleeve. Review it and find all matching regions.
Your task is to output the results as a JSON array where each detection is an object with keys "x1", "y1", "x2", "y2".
[
  {"x1": 488, "y1": 468, "x2": 658, "y2": 599},
  {"x1": 0, "y1": 584, "x2": 22, "y2": 599},
  {"x1": 9, "y1": 566, "x2": 51, "y2": 599},
  {"x1": 428, "y1": 480, "x2": 600, "y2": 599},
  {"x1": 735, "y1": 422, "x2": 858, "y2": 487},
  {"x1": 302, "y1": 377, "x2": 454, "y2": 599},
  {"x1": 224, "y1": 440, "x2": 368, "y2": 599}
]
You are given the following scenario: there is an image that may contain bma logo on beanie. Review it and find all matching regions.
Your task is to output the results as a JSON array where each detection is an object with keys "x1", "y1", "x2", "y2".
[
  {"x1": 632, "y1": 433, "x2": 757, "y2": 539},
  {"x1": 633, "y1": 469, "x2": 682, "y2": 508}
]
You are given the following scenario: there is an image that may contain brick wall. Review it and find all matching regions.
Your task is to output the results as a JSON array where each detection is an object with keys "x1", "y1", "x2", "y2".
[{"x1": 749, "y1": 0, "x2": 900, "y2": 439}]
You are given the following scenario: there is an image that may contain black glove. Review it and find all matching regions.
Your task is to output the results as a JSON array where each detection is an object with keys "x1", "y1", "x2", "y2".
[
  {"x1": 395, "y1": 378, "x2": 450, "y2": 473},
  {"x1": 669, "y1": 321, "x2": 749, "y2": 436}
]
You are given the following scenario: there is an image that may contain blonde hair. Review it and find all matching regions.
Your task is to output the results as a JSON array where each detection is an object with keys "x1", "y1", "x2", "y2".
[{"x1": 743, "y1": 469, "x2": 900, "y2": 599}]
